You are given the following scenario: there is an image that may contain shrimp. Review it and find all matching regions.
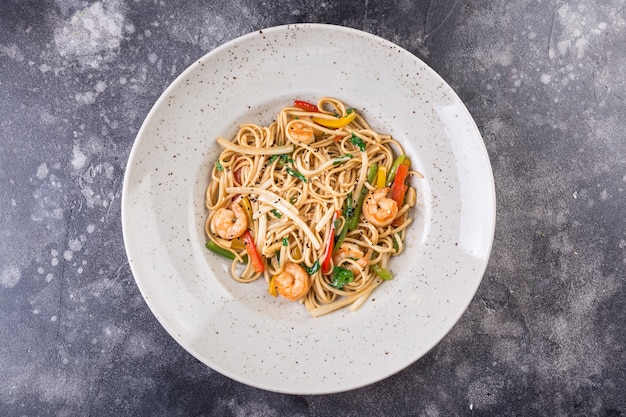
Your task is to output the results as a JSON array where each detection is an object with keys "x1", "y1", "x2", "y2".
[
  {"x1": 362, "y1": 187, "x2": 398, "y2": 227},
  {"x1": 287, "y1": 118, "x2": 315, "y2": 144},
  {"x1": 332, "y1": 245, "x2": 368, "y2": 277},
  {"x1": 274, "y1": 262, "x2": 311, "y2": 301},
  {"x1": 211, "y1": 202, "x2": 248, "y2": 240}
]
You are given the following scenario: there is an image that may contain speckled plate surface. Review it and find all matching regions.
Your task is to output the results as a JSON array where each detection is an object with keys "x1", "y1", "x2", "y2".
[{"x1": 122, "y1": 23, "x2": 495, "y2": 394}]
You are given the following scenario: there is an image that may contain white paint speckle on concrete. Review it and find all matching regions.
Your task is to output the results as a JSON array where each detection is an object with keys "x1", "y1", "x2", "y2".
[{"x1": 0, "y1": 266, "x2": 21, "y2": 288}]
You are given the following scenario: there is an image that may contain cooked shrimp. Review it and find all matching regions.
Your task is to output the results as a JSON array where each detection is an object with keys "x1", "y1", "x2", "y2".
[
  {"x1": 274, "y1": 262, "x2": 311, "y2": 301},
  {"x1": 362, "y1": 187, "x2": 398, "y2": 227},
  {"x1": 287, "y1": 118, "x2": 315, "y2": 144},
  {"x1": 211, "y1": 202, "x2": 248, "y2": 239},
  {"x1": 332, "y1": 245, "x2": 368, "y2": 277}
]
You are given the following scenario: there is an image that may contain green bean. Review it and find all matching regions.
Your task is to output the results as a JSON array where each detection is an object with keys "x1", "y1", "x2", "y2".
[
  {"x1": 386, "y1": 154, "x2": 406, "y2": 186},
  {"x1": 347, "y1": 164, "x2": 378, "y2": 231},
  {"x1": 392, "y1": 235, "x2": 400, "y2": 253},
  {"x1": 371, "y1": 264, "x2": 394, "y2": 280},
  {"x1": 205, "y1": 241, "x2": 248, "y2": 262}
]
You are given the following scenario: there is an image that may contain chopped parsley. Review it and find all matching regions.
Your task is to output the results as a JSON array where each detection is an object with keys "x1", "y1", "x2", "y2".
[
  {"x1": 343, "y1": 192, "x2": 355, "y2": 220},
  {"x1": 271, "y1": 209, "x2": 282, "y2": 219},
  {"x1": 281, "y1": 237, "x2": 289, "y2": 246},
  {"x1": 215, "y1": 160, "x2": 223, "y2": 171},
  {"x1": 286, "y1": 166, "x2": 307, "y2": 182},
  {"x1": 330, "y1": 266, "x2": 354, "y2": 289},
  {"x1": 268, "y1": 153, "x2": 294, "y2": 165},
  {"x1": 303, "y1": 260, "x2": 320, "y2": 275},
  {"x1": 332, "y1": 154, "x2": 354, "y2": 165},
  {"x1": 350, "y1": 133, "x2": 366, "y2": 152}
]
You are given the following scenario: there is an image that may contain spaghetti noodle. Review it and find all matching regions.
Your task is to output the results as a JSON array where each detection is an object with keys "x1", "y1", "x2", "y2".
[{"x1": 205, "y1": 97, "x2": 420, "y2": 317}]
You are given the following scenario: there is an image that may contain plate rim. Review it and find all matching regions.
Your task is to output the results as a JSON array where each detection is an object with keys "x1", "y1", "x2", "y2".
[{"x1": 121, "y1": 22, "x2": 496, "y2": 394}]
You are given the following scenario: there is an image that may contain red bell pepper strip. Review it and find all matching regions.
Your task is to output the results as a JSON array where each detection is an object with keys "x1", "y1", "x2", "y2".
[
  {"x1": 321, "y1": 210, "x2": 341, "y2": 274},
  {"x1": 294, "y1": 100, "x2": 319, "y2": 112},
  {"x1": 386, "y1": 155, "x2": 406, "y2": 186},
  {"x1": 242, "y1": 230, "x2": 265, "y2": 273},
  {"x1": 391, "y1": 163, "x2": 409, "y2": 227},
  {"x1": 233, "y1": 167, "x2": 243, "y2": 185}
]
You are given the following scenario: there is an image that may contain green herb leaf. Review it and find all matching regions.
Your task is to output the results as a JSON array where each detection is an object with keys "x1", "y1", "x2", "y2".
[
  {"x1": 303, "y1": 260, "x2": 320, "y2": 275},
  {"x1": 286, "y1": 166, "x2": 307, "y2": 182},
  {"x1": 268, "y1": 154, "x2": 294, "y2": 165},
  {"x1": 342, "y1": 192, "x2": 355, "y2": 220},
  {"x1": 215, "y1": 160, "x2": 223, "y2": 171},
  {"x1": 330, "y1": 266, "x2": 354, "y2": 289},
  {"x1": 282, "y1": 237, "x2": 288, "y2": 246},
  {"x1": 332, "y1": 154, "x2": 354, "y2": 165},
  {"x1": 350, "y1": 133, "x2": 366, "y2": 152},
  {"x1": 346, "y1": 108, "x2": 354, "y2": 115},
  {"x1": 271, "y1": 209, "x2": 282, "y2": 219}
]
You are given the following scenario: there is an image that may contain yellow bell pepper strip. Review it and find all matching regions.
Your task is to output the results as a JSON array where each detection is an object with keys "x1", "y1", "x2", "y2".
[
  {"x1": 391, "y1": 163, "x2": 410, "y2": 227},
  {"x1": 321, "y1": 210, "x2": 341, "y2": 274},
  {"x1": 292, "y1": 243, "x2": 302, "y2": 260},
  {"x1": 371, "y1": 264, "x2": 393, "y2": 281},
  {"x1": 347, "y1": 164, "x2": 378, "y2": 231},
  {"x1": 375, "y1": 166, "x2": 387, "y2": 189},
  {"x1": 240, "y1": 197, "x2": 253, "y2": 224},
  {"x1": 294, "y1": 100, "x2": 319, "y2": 112},
  {"x1": 231, "y1": 237, "x2": 246, "y2": 250},
  {"x1": 242, "y1": 230, "x2": 265, "y2": 273},
  {"x1": 205, "y1": 241, "x2": 248, "y2": 262},
  {"x1": 268, "y1": 275, "x2": 278, "y2": 297},
  {"x1": 312, "y1": 111, "x2": 357, "y2": 128}
]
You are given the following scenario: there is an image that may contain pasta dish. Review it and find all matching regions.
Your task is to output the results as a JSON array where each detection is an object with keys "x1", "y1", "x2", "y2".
[{"x1": 205, "y1": 97, "x2": 420, "y2": 317}]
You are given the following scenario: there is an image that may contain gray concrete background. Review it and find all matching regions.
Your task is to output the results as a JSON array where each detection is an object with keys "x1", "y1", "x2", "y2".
[{"x1": 1, "y1": 1, "x2": 624, "y2": 415}]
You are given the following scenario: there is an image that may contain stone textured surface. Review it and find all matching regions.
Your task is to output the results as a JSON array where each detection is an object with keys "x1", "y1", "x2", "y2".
[{"x1": 1, "y1": 1, "x2": 625, "y2": 416}]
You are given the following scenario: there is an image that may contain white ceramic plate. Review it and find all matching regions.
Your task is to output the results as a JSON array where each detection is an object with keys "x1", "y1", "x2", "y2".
[{"x1": 122, "y1": 23, "x2": 495, "y2": 394}]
